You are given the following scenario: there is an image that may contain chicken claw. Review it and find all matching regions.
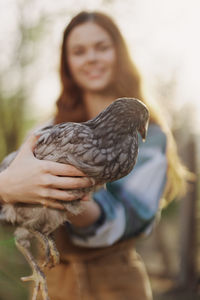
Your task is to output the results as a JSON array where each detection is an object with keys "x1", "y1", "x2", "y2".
[{"x1": 15, "y1": 238, "x2": 50, "y2": 300}]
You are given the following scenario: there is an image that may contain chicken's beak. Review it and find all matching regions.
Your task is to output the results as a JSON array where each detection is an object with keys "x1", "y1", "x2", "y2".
[{"x1": 139, "y1": 121, "x2": 149, "y2": 142}]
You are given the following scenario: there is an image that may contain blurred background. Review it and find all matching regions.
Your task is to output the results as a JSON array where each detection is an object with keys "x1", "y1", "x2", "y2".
[{"x1": 0, "y1": 0, "x2": 199, "y2": 299}]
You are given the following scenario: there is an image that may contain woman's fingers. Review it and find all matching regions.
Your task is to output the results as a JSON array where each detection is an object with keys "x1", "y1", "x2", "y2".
[
  {"x1": 43, "y1": 174, "x2": 93, "y2": 189},
  {"x1": 40, "y1": 160, "x2": 87, "y2": 177},
  {"x1": 45, "y1": 189, "x2": 81, "y2": 201},
  {"x1": 39, "y1": 199, "x2": 65, "y2": 210},
  {"x1": 37, "y1": 188, "x2": 89, "y2": 210},
  {"x1": 38, "y1": 192, "x2": 90, "y2": 210}
]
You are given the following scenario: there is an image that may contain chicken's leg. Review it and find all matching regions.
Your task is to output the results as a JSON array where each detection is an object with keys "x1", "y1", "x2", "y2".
[
  {"x1": 30, "y1": 230, "x2": 51, "y2": 268},
  {"x1": 47, "y1": 233, "x2": 60, "y2": 267},
  {"x1": 30, "y1": 230, "x2": 60, "y2": 268},
  {"x1": 15, "y1": 228, "x2": 49, "y2": 300}
]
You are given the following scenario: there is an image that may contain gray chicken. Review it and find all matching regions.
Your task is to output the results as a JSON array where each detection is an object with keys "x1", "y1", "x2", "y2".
[{"x1": 0, "y1": 97, "x2": 149, "y2": 300}]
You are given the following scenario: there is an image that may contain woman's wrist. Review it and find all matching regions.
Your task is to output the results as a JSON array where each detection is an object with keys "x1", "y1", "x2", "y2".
[{"x1": 66, "y1": 199, "x2": 101, "y2": 228}]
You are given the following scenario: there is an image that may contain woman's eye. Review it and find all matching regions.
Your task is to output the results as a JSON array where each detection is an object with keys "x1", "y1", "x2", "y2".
[
  {"x1": 98, "y1": 44, "x2": 111, "y2": 51},
  {"x1": 72, "y1": 48, "x2": 85, "y2": 56}
]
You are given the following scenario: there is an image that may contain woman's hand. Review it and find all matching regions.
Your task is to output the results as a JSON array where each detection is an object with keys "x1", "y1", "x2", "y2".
[{"x1": 0, "y1": 135, "x2": 94, "y2": 209}]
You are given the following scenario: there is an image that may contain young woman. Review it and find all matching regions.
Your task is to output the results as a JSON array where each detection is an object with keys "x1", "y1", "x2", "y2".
[{"x1": 0, "y1": 11, "x2": 187, "y2": 300}]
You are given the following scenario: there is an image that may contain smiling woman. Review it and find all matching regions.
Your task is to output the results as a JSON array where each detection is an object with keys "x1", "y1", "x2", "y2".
[
  {"x1": 0, "y1": 10, "x2": 188, "y2": 300},
  {"x1": 44, "y1": 10, "x2": 187, "y2": 300}
]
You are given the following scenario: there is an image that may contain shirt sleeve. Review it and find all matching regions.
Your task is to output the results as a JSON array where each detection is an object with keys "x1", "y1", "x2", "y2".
[{"x1": 68, "y1": 124, "x2": 167, "y2": 247}]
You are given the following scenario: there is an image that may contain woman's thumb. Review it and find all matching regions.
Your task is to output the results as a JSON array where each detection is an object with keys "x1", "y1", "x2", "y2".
[{"x1": 20, "y1": 134, "x2": 40, "y2": 154}]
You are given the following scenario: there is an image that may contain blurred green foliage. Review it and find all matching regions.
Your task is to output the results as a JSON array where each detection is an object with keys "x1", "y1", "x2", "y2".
[
  {"x1": 0, "y1": 1, "x2": 48, "y2": 162},
  {"x1": 0, "y1": 225, "x2": 30, "y2": 300},
  {"x1": 0, "y1": 91, "x2": 27, "y2": 161}
]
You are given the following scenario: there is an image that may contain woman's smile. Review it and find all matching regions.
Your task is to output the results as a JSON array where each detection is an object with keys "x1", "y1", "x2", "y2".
[
  {"x1": 82, "y1": 64, "x2": 108, "y2": 80},
  {"x1": 84, "y1": 68, "x2": 104, "y2": 79}
]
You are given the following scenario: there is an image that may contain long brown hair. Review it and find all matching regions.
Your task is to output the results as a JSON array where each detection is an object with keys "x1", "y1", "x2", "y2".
[
  {"x1": 55, "y1": 11, "x2": 188, "y2": 206},
  {"x1": 55, "y1": 11, "x2": 143, "y2": 124}
]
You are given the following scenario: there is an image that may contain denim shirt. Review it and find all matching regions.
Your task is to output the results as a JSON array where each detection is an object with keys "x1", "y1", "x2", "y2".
[{"x1": 68, "y1": 124, "x2": 167, "y2": 248}]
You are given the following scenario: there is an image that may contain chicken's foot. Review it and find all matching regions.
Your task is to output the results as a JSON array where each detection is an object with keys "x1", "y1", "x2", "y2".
[{"x1": 15, "y1": 238, "x2": 50, "y2": 300}]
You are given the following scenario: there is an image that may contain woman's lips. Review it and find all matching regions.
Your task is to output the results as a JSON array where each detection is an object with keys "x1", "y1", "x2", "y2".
[{"x1": 84, "y1": 68, "x2": 106, "y2": 79}]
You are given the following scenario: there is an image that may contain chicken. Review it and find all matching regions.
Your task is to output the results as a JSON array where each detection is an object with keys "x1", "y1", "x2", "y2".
[{"x1": 0, "y1": 97, "x2": 149, "y2": 300}]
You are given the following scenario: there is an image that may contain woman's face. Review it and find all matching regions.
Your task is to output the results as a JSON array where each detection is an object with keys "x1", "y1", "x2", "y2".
[{"x1": 66, "y1": 22, "x2": 116, "y2": 93}]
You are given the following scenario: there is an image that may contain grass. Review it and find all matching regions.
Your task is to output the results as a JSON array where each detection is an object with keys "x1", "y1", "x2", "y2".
[{"x1": 0, "y1": 224, "x2": 30, "y2": 300}]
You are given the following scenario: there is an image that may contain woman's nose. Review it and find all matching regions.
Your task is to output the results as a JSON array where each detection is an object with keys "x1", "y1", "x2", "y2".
[{"x1": 86, "y1": 49, "x2": 98, "y2": 62}]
